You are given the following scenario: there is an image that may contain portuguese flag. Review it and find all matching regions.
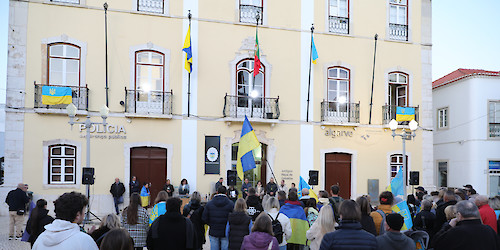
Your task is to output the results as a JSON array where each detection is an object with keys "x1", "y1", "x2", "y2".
[{"x1": 253, "y1": 29, "x2": 261, "y2": 77}]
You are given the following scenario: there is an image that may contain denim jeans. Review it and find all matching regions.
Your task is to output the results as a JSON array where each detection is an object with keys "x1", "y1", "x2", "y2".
[
  {"x1": 113, "y1": 196, "x2": 120, "y2": 214},
  {"x1": 209, "y1": 235, "x2": 228, "y2": 250},
  {"x1": 279, "y1": 245, "x2": 287, "y2": 250}
]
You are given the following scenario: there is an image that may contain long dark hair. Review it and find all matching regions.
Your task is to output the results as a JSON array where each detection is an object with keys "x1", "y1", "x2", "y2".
[
  {"x1": 125, "y1": 193, "x2": 141, "y2": 225},
  {"x1": 100, "y1": 228, "x2": 134, "y2": 250},
  {"x1": 30, "y1": 199, "x2": 48, "y2": 233}
]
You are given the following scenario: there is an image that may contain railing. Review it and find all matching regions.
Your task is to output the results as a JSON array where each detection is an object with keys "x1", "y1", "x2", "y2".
[
  {"x1": 382, "y1": 105, "x2": 419, "y2": 125},
  {"x1": 490, "y1": 124, "x2": 500, "y2": 138},
  {"x1": 240, "y1": 5, "x2": 263, "y2": 24},
  {"x1": 137, "y1": 0, "x2": 164, "y2": 14},
  {"x1": 125, "y1": 88, "x2": 172, "y2": 115},
  {"x1": 223, "y1": 94, "x2": 279, "y2": 119},
  {"x1": 321, "y1": 101, "x2": 359, "y2": 123},
  {"x1": 329, "y1": 16, "x2": 349, "y2": 34},
  {"x1": 34, "y1": 84, "x2": 88, "y2": 110},
  {"x1": 389, "y1": 23, "x2": 408, "y2": 41}
]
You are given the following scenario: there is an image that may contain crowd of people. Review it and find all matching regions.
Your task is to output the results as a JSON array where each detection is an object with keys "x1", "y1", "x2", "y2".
[{"x1": 5, "y1": 179, "x2": 500, "y2": 250}]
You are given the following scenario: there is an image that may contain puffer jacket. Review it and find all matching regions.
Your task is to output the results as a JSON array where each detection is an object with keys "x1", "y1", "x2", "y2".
[
  {"x1": 319, "y1": 220, "x2": 377, "y2": 250},
  {"x1": 369, "y1": 204, "x2": 392, "y2": 235},
  {"x1": 202, "y1": 194, "x2": 234, "y2": 237},
  {"x1": 241, "y1": 232, "x2": 279, "y2": 250},
  {"x1": 246, "y1": 195, "x2": 264, "y2": 221}
]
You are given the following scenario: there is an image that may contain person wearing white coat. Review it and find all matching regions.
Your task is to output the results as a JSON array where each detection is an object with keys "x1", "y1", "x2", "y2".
[
  {"x1": 306, "y1": 204, "x2": 337, "y2": 250},
  {"x1": 264, "y1": 196, "x2": 292, "y2": 250}
]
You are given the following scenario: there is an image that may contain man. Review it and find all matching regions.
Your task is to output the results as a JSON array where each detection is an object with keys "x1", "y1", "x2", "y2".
[
  {"x1": 475, "y1": 195, "x2": 497, "y2": 233},
  {"x1": 277, "y1": 190, "x2": 286, "y2": 207},
  {"x1": 215, "y1": 177, "x2": 224, "y2": 192},
  {"x1": 147, "y1": 197, "x2": 195, "y2": 249},
  {"x1": 370, "y1": 191, "x2": 394, "y2": 235},
  {"x1": 289, "y1": 182, "x2": 298, "y2": 194},
  {"x1": 5, "y1": 183, "x2": 30, "y2": 240},
  {"x1": 376, "y1": 213, "x2": 416, "y2": 250},
  {"x1": 413, "y1": 200, "x2": 436, "y2": 237},
  {"x1": 278, "y1": 179, "x2": 288, "y2": 195},
  {"x1": 299, "y1": 188, "x2": 311, "y2": 207},
  {"x1": 433, "y1": 200, "x2": 500, "y2": 250},
  {"x1": 163, "y1": 179, "x2": 174, "y2": 197},
  {"x1": 246, "y1": 187, "x2": 264, "y2": 221},
  {"x1": 241, "y1": 178, "x2": 252, "y2": 199},
  {"x1": 434, "y1": 190, "x2": 457, "y2": 233},
  {"x1": 202, "y1": 185, "x2": 234, "y2": 250},
  {"x1": 266, "y1": 177, "x2": 278, "y2": 196},
  {"x1": 129, "y1": 176, "x2": 141, "y2": 195},
  {"x1": 33, "y1": 192, "x2": 98, "y2": 250},
  {"x1": 329, "y1": 185, "x2": 345, "y2": 223},
  {"x1": 110, "y1": 178, "x2": 125, "y2": 215}
]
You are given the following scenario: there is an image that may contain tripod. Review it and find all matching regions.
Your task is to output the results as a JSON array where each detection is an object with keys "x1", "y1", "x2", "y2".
[{"x1": 82, "y1": 184, "x2": 101, "y2": 227}]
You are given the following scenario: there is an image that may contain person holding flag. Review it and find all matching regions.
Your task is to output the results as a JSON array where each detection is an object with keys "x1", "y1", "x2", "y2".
[{"x1": 236, "y1": 116, "x2": 260, "y2": 182}]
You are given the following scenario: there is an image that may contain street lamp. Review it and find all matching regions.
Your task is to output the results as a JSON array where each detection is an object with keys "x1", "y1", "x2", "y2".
[{"x1": 389, "y1": 119, "x2": 418, "y2": 197}]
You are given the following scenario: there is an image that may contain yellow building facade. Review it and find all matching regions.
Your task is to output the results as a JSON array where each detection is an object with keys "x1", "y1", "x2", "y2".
[{"x1": 3, "y1": 0, "x2": 433, "y2": 215}]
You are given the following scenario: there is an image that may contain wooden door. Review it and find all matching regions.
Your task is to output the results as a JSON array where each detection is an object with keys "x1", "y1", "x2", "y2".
[
  {"x1": 130, "y1": 147, "x2": 167, "y2": 202},
  {"x1": 325, "y1": 153, "x2": 351, "y2": 199}
]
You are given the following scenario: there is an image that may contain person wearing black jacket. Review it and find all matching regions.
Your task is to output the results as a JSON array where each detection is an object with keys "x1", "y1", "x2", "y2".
[
  {"x1": 163, "y1": 179, "x2": 174, "y2": 197},
  {"x1": 202, "y1": 185, "x2": 234, "y2": 250},
  {"x1": 413, "y1": 200, "x2": 436, "y2": 238},
  {"x1": 110, "y1": 178, "x2": 126, "y2": 215},
  {"x1": 182, "y1": 192, "x2": 206, "y2": 250},
  {"x1": 356, "y1": 196, "x2": 377, "y2": 236},
  {"x1": 5, "y1": 183, "x2": 30, "y2": 239},
  {"x1": 434, "y1": 190, "x2": 457, "y2": 234},
  {"x1": 245, "y1": 187, "x2": 264, "y2": 221},
  {"x1": 265, "y1": 178, "x2": 278, "y2": 196},
  {"x1": 226, "y1": 199, "x2": 252, "y2": 250},
  {"x1": 129, "y1": 176, "x2": 141, "y2": 195},
  {"x1": 26, "y1": 199, "x2": 54, "y2": 246},
  {"x1": 89, "y1": 213, "x2": 121, "y2": 246}
]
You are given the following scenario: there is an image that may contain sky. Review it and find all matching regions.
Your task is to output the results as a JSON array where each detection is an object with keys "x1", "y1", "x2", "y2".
[{"x1": 0, "y1": 1, "x2": 499, "y2": 104}]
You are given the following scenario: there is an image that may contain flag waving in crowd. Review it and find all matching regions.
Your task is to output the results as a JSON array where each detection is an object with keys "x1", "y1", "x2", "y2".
[
  {"x1": 386, "y1": 166, "x2": 404, "y2": 197},
  {"x1": 236, "y1": 116, "x2": 260, "y2": 181},
  {"x1": 298, "y1": 176, "x2": 318, "y2": 201}
]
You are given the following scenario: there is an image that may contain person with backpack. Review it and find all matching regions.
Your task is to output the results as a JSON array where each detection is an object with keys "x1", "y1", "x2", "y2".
[
  {"x1": 370, "y1": 191, "x2": 394, "y2": 235},
  {"x1": 264, "y1": 197, "x2": 292, "y2": 250},
  {"x1": 328, "y1": 185, "x2": 344, "y2": 222},
  {"x1": 183, "y1": 191, "x2": 206, "y2": 250},
  {"x1": 306, "y1": 201, "x2": 336, "y2": 250},
  {"x1": 241, "y1": 213, "x2": 280, "y2": 250},
  {"x1": 226, "y1": 198, "x2": 253, "y2": 250}
]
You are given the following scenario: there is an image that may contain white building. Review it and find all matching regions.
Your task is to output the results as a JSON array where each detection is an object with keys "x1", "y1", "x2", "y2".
[{"x1": 433, "y1": 69, "x2": 500, "y2": 195}]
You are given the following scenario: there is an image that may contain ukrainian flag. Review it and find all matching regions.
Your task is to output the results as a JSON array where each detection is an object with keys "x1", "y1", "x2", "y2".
[
  {"x1": 396, "y1": 107, "x2": 415, "y2": 122},
  {"x1": 236, "y1": 116, "x2": 260, "y2": 181},
  {"x1": 182, "y1": 25, "x2": 192, "y2": 73},
  {"x1": 311, "y1": 35, "x2": 318, "y2": 64},
  {"x1": 386, "y1": 166, "x2": 404, "y2": 197},
  {"x1": 392, "y1": 201, "x2": 413, "y2": 230},
  {"x1": 280, "y1": 201, "x2": 309, "y2": 245},
  {"x1": 41, "y1": 86, "x2": 72, "y2": 105},
  {"x1": 298, "y1": 176, "x2": 318, "y2": 201}
]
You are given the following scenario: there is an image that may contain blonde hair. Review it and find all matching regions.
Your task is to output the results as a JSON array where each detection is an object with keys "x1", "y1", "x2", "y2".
[
  {"x1": 317, "y1": 205, "x2": 336, "y2": 236},
  {"x1": 234, "y1": 198, "x2": 248, "y2": 213},
  {"x1": 444, "y1": 205, "x2": 456, "y2": 221},
  {"x1": 154, "y1": 191, "x2": 169, "y2": 204},
  {"x1": 101, "y1": 213, "x2": 121, "y2": 229}
]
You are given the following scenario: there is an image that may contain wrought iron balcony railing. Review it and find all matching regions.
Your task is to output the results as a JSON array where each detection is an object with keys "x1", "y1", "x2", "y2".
[
  {"x1": 240, "y1": 5, "x2": 263, "y2": 24},
  {"x1": 329, "y1": 16, "x2": 349, "y2": 34},
  {"x1": 137, "y1": 0, "x2": 164, "y2": 14},
  {"x1": 34, "y1": 84, "x2": 88, "y2": 110},
  {"x1": 125, "y1": 88, "x2": 172, "y2": 115},
  {"x1": 490, "y1": 123, "x2": 500, "y2": 138},
  {"x1": 223, "y1": 94, "x2": 279, "y2": 119},
  {"x1": 389, "y1": 23, "x2": 408, "y2": 41},
  {"x1": 382, "y1": 105, "x2": 419, "y2": 125},
  {"x1": 321, "y1": 101, "x2": 359, "y2": 123}
]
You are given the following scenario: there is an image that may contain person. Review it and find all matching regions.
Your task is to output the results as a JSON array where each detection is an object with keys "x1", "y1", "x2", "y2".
[
  {"x1": 278, "y1": 180, "x2": 288, "y2": 195},
  {"x1": 407, "y1": 194, "x2": 419, "y2": 219},
  {"x1": 475, "y1": 195, "x2": 498, "y2": 233},
  {"x1": 110, "y1": 178, "x2": 126, "y2": 215},
  {"x1": 305, "y1": 199, "x2": 319, "y2": 227},
  {"x1": 26, "y1": 199, "x2": 54, "y2": 247},
  {"x1": 182, "y1": 192, "x2": 206, "y2": 250},
  {"x1": 149, "y1": 191, "x2": 168, "y2": 226},
  {"x1": 147, "y1": 197, "x2": 195, "y2": 250},
  {"x1": 370, "y1": 191, "x2": 394, "y2": 235},
  {"x1": 264, "y1": 197, "x2": 292, "y2": 250},
  {"x1": 299, "y1": 188, "x2": 311, "y2": 206},
  {"x1": 226, "y1": 198, "x2": 253, "y2": 250},
  {"x1": 316, "y1": 190, "x2": 330, "y2": 211},
  {"x1": 266, "y1": 178, "x2": 278, "y2": 196},
  {"x1": 356, "y1": 196, "x2": 377, "y2": 236},
  {"x1": 5, "y1": 183, "x2": 30, "y2": 240},
  {"x1": 246, "y1": 187, "x2": 264, "y2": 221},
  {"x1": 163, "y1": 179, "x2": 174, "y2": 197},
  {"x1": 241, "y1": 212, "x2": 280, "y2": 250},
  {"x1": 129, "y1": 176, "x2": 141, "y2": 195},
  {"x1": 242, "y1": 178, "x2": 252, "y2": 199},
  {"x1": 227, "y1": 185, "x2": 239, "y2": 203},
  {"x1": 100, "y1": 228, "x2": 134, "y2": 250},
  {"x1": 179, "y1": 178, "x2": 190, "y2": 196},
  {"x1": 306, "y1": 201, "x2": 336, "y2": 250},
  {"x1": 256, "y1": 181, "x2": 265, "y2": 200},
  {"x1": 122, "y1": 193, "x2": 148, "y2": 250},
  {"x1": 413, "y1": 199, "x2": 436, "y2": 238},
  {"x1": 289, "y1": 183, "x2": 298, "y2": 194},
  {"x1": 140, "y1": 182, "x2": 150, "y2": 208},
  {"x1": 434, "y1": 190, "x2": 457, "y2": 234},
  {"x1": 277, "y1": 191, "x2": 286, "y2": 207},
  {"x1": 32, "y1": 192, "x2": 98, "y2": 250},
  {"x1": 328, "y1": 185, "x2": 344, "y2": 222},
  {"x1": 280, "y1": 191, "x2": 309, "y2": 250},
  {"x1": 215, "y1": 177, "x2": 224, "y2": 191},
  {"x1": 89, "y1": 213, "x2": 121, "y2": 246},
  {"x1": 202, "y1": 185, "x2": 234, "y2": 250},
  {"x1": 433, "y1": 200, "x2": 500, "y2": 250},
  {"x1": 376, "y1": 213, "x2": 416, "y2": 250}
]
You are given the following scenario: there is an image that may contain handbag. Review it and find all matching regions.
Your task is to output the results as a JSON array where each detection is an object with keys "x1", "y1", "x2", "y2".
[
  {"x1": 118, "y1": 196, "x2": 124, "y2": 204},
  {"x1": 16, "y1": 209, "x2": 25, "y2": 215}
]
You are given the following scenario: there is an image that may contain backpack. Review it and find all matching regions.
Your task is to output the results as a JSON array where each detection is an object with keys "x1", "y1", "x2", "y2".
[
  {"x1": 376, "y1": 209, "x2": 394, "y2": 235},
  {"x1": 328, "y1": 196, "x2": 343, "y2": 222},
  {"x1": 268, "y1": 213, "x2": 283, "y2": 244}
]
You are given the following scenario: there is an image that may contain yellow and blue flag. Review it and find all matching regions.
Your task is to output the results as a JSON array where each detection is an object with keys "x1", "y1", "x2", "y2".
[
  {"x1": 298, "y1": 176, "x2": 318, "y2": 201},
  {"x1": 236, "y1": 116, "x2": 260, "y2": 181},
  {"x1": 396, "y1": 107, "x2": 415, "y2": 122},
  {"x1": 42, "y1": 86, "x2": 72, "y2": 105},
  {"x1": 386, "y1": 166, "x2": 404, "y2": 197},
  {"x1": 280, "y1": 200, "x2": 309, "y2": 245},
  {"x1": 182, "y1": 25, "x2": 192, "y2": 73},
  {"x1": 311, "y1": 35, "x2": 318, "y2": 64},
  {"x1": 392, "y1": 201, "x2": 413, "y2": 230}
]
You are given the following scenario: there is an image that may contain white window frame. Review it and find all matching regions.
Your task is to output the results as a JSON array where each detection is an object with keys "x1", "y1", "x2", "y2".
[
  {"x1": 49, "y1": 0, "x2": 80, "y2": 4},
  {"x1": 388, "y1": 72, "x2": 408, "y2": 107},
  {"x1": 43, "y1": 139, "x2": 82, "y2": 189},
  {"x1": 389, "y1": 0, "x2": 407, "y2": 25},
  {"x1": 47, "y1": 43, "x2": 81, "y2": 87},
  {"x1": 135, "y1": 50, "x2": 165, "y2": 93},
  {"x1": 327, "y1": 0, "x2": 349, "y2": 34},
  {"x1": 489, "y1": 160, "x2": 500, "y2": 197},
  {"x1": 129, "y1": 43, "x2": 170, "y2": 91},
  {"x1": 136, "y1": 0, "x2": 168, "y2": 15},
  {"x1": 237, "y1": 0, "x2": 267, "y2": 25},
  {"x1": 437, "y1": 107, "x2": 448, "y2": 129},
  {"x1": 389, "y1": 154, "x2": 406, "y2": 180},
  {"x1": 229, "y1": 50, "x2": 271, "y2": 101},
  {"x1": 488, "y1": 100, "x2": 500, "y2": 138}
]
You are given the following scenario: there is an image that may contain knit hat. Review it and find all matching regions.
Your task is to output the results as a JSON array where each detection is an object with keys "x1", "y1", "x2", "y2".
[{"x1": 386, "y1": 213, "x2": 404, "y2": 231}]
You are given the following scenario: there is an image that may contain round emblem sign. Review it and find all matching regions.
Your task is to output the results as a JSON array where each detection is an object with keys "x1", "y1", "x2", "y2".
[{"x1": 207, "y1": 147, "x2": 218, "y2": 162}]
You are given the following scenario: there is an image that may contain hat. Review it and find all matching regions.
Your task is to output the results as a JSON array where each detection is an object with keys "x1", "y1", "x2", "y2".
[
  {"x1": 386, "y1": 213, "x2": 404, "y2": 231},
  {"x1": 463, "y1": 184, "x2": 473, "y2": 189},
  {"x1": 415, "y1": 186, "x2": 425, "y2": 192}
]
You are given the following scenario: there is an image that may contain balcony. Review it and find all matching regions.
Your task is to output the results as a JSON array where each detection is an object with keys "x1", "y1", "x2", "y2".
[
  {"x1": 223, "y1": 94, "x2": 279, "y2": 120},
  {"x1": 490, "y1": 124, "x2": 500, "y2": 138},
  {"x1": 240, "y1": 5, "x2": 263, "y2": 24},
  {"x1": 321, "y1": 101, "x2": 359, "y2": 124},
  {"x1": 328, "y1": 16, "x2": 349, "y2": 34},
  {"x1": 137, "y1": 0, "x2": 164, "y2": 14},
  {"x1": 125, "y1": 88, "x2": 172, "y2": 116},
  {"x1": 382, "y1": 105, "x2": 419, "y2": 125},
  {"x1": 389, "y1": 23, "x2": 408, "y2": 41},
  {"x1": 34, "y1": 84, "x2": 88, "y2": 111}
]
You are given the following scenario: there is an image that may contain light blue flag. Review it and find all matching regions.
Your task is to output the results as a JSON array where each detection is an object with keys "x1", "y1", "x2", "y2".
[
  {"x1": 311, "y1": 36, "x2": 318, "y2": 64},
  {"x1": 392, "y1": 201, "x2": 413, "y2": 230},
  {"x1": 389, "y1": 166, "x2": 404, "y2": 197},
  {"x1": 298, "y1": 176, "x2": 318, "y2": 201}
]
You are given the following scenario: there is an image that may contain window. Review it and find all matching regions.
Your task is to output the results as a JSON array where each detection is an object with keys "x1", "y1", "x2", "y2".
[
  {"x1": 236, "y1": 59, "x2": 265, "y2": 108},
  {"x1": 489, "y1": 161, "x2": 500, "y2": 196},
  {"x1": 489, "y1": 101, "x2": 500, "y2": 138},
  {"x1": 390, "y1": 154, "x2": 407, "y2": 180},
  {"x1": 327, "y1": 67, "x2": 350, "y2": 114},
  {"x1": 240, "y1": 0, "x2": 263, "y2": 24},
  {"x1": 437, "y1": 161, "x2": 447, "y2": 187},
  {"x1": 438, "y1": 108, "x2": 448, "y2": 129},
  {"x1": 48, "y1": 145, "x2": 76, "y2": 184},
  {"x1": 388, "y1": 72, "x2": 408, "y2": 107},
  {"x1": 50, "y1": 0, "x2": 79, "y2": 4},
  {"x1": 133, "y1": 50, "x2": 165, "y2": 113},
  {"x1": 48, "y1": 43, "x2": 81, "y2": 86},
  {"x1": 389, "y1": 0, "x2": 408, "y2": 41},
  {"x1": 137, "y1": 0, "x2": 164, "y2": 14},
  {"x1": 231, "y1": 142, "x2": 267, "y2": 191},
  {"x1": 328, "y1": 0, "x2": 349, "y2": 34}
]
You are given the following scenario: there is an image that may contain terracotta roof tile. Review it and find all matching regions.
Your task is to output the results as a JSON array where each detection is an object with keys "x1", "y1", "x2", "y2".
[{"x1": 433, "y1": 68, "x2": 500, "y2": 89}]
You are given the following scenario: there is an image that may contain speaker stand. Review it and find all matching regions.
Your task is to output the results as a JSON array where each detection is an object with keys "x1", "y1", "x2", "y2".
[{"x1": 82, "y1": 184, "x2": 101, "y2": 227}]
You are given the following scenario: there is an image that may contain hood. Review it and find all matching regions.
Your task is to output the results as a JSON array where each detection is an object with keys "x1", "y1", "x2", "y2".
[
  {"x1": 40, "y1": 219, "x2": 80, "y2": 247},
  {"x1": 385, "y1": 231, "x2": 411, "y2": 243},
  {"x1": 318, "y1": 198, "x2": 329, "y2": 204},
  {"x1": 246, "y1": 195, "x2": 260, "y2": 205},
  {"x1": 247, "y1": 232, "x2": 273, "y2": 248},
  {"x1": 212, "y1": 195, "x2": 230, "y2": 207}
]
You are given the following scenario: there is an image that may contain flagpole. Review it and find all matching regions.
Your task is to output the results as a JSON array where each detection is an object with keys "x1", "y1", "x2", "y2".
[
  {"x1": 103, "y1": 2, "x2": 109, "y2": 107},
  {"x1": 187, "y1": 11, "x2": 192, "y2": 117},
  {"x1": 306, "y1": 24, "x2": 314, "y2": 122},
  {"x1": 368, "y1": 34, "x2": 378, "y2": 124}
]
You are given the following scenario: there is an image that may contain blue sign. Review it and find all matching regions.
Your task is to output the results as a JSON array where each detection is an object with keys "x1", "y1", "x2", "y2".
[{"x1": 489, "y1": 161, "x2": 500, "y2": 170}]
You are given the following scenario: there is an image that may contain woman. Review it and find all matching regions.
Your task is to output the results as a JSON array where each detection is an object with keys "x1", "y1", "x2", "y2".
[
  {"x1": 355, "y1": 196, "x2": 377, "y2": 236},
  {"x1": 140, "y1": 182, "x2": 150, "y2": 208},
  {"x1": 306, "y1": 201, "x2": 336, "y2": 250},
  {"x1": 316, "y1": 190, "x2": 330, "y2": 210},
  {"x1": 178, "y1": 179, "x2": 190, "y2": 196},
  {"x1": 256, "y1": 181, "x2": 265, "y2": 200},
  {"x1": 26, "y1": 199, "x2": 54, "y2": 247},
  {"x1": 100, "y1": 228, "x2": 134, "y2": 250},
  {"x1": 241, "y1": 212, "x2": 279, "y2": 250},
  {"x1": 227, "y1": 186, "x2": 239, "y2": 203},
  {"x1": 183, "y1": 192, "x2": 206, "y2": 249},
  {"x1": 264, "y1": 197, "x2": 292, "y2": 250},
  {"x1": 122, "y1": 193, "x2": 148, "y2": 250},
  {"x1": 226, "y1": 198, "x2": 253, "y2": 250},
  {"x1": 89, "y1": 213, "x2": 121, "y2": 246},
  {"x1": 304, "y1": 199, "x2": 319, "y2": 227},
  {"x1": 149, "y1": 191, "x2": 168, "y2": 226}
]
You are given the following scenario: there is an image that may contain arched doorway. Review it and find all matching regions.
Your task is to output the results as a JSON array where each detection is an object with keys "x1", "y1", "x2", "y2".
[
  {"x1": 325, "y1": 152, "x2": 351, "y2": 199},
  {"x1": 231, "y1": 142, "x2": 267, "y2": 194},
  {"x1": 130, "y1": 147, "x2": 167, "y2": 202}
]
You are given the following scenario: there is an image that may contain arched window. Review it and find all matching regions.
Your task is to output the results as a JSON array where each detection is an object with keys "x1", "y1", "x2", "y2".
[
  {"x1": 48, "y1": 43, "x2": 81, "y2": 86},
  {"x1": 388, "y1": 72, "x2": 408, "y2": 106},
  {"x1": 134, "y1": 50, "x2": 165, "y2": 113},
  {"x1": 236, "y1": 59, "x2": 265, "y2": 108},
  {"x1": 48, "y1": 144, "x2": 76, "y2": 184},
  {"x1": 389, "y1": 153, "x2": 407, "y2": 180},
  {"x1": 231, "y1": 142, "x2": 267, "y2": 189},
  {"x1": 326, "y1": 67, "x2": 350, "y2": 118}
]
